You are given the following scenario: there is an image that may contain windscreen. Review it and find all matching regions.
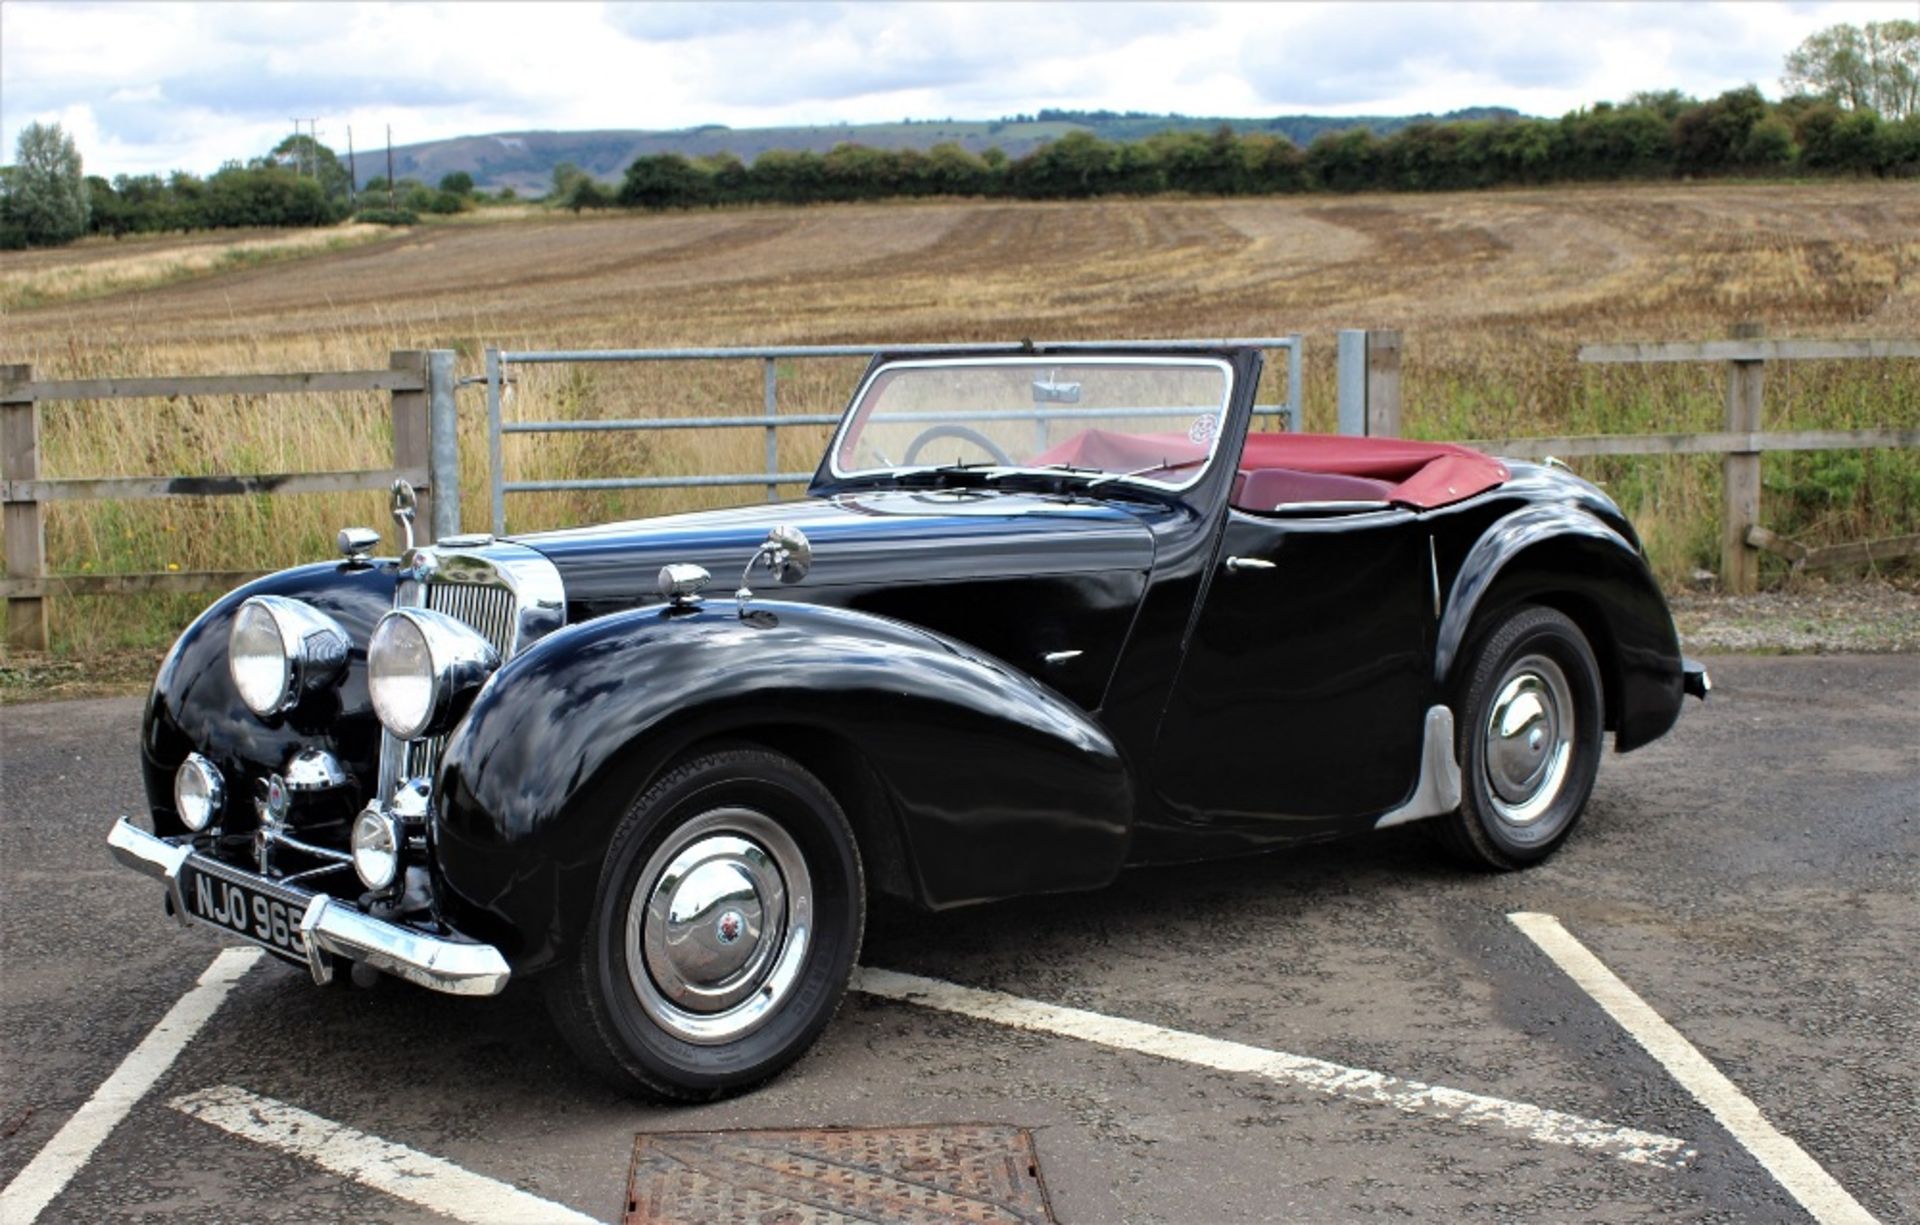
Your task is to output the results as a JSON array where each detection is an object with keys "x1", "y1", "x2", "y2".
[{"x1": 831, "y1": 357, "x2": 1233, "y2": 490}]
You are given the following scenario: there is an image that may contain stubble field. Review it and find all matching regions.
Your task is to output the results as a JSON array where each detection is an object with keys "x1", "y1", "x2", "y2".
[{"x1": 2, "y1": 181, "x2": 1916, "y2": 654}]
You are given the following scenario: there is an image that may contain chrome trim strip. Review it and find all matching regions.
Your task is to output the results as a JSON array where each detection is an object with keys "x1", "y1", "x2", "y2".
[
  {"x1": 1374, "y1": 706, "x2": 1464, "y2": 829},
  {"x1": 108, "y1": 818, "x2": 510, "y2": 996}
]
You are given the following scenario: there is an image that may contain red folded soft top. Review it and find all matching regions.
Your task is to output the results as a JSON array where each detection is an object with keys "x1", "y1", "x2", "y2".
[
  {"x1": 1031, "y1": 430, "x2": 1510, "y2": 510},
  {"x1": 1239, "y1": 433, "x2": 1510, "y2": 509}
]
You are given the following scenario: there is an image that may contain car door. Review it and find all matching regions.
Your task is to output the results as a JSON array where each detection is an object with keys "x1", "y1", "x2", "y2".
[{"x1": 1150, "y1": 505, "x2": 1435, "y2": 830}]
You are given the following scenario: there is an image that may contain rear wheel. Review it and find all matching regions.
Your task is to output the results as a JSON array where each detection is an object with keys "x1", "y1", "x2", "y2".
[
  {"x1": 545, "y1": 748, "x2": 864, "y2": 1100},
  {"x1": 1440, "y1": 604, "x2": 1603, "y2": 870}
]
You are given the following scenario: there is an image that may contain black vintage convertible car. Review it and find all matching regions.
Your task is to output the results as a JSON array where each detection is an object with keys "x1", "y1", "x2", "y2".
[{"x1": 111, "y1": 343, "x2": 1707, "y2": 1098}]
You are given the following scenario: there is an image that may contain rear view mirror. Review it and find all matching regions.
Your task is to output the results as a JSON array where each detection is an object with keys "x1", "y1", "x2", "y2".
[{"x1": 1032, "y1": 379, "x2": 1081, "y2": 404}]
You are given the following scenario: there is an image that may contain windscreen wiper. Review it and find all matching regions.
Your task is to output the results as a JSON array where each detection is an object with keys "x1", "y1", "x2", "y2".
[
  {"x1": 1085, "y1": 456, "x2": 1207, "y2": 488},
  {"x1": 983, "y1": 462, "x2": 1104, "y2": 482}
]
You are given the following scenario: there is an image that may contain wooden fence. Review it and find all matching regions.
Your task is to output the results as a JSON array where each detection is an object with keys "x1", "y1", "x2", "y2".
[
  {"x1": 1357, "y1": 330, "x2": 1920, "y2": 595},
  {"x1": 0, "y1": 333, "x2": 1913, "y2": 652},
  {"x1": 0, "y1": 350, "x2": 459, "y2": 651}
]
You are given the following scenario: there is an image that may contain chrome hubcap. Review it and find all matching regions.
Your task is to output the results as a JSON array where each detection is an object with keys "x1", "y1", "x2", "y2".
[
  {"x1": 625, "y1": 808, "x2": 812, "y2": 1045},
  {"x1": 1482, "y1": 655, "x2": 1574, "y2": 827}
]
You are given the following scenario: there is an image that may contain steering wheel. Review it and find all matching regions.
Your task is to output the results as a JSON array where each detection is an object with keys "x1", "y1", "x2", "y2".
[{"x1": 901, "y1": 425, "x2": 1013, "y2": 467}]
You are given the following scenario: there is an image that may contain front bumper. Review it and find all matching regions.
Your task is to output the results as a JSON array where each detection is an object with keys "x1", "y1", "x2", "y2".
[{"x1": 108, "y1": 817, "x2": 510, "y2": 997}]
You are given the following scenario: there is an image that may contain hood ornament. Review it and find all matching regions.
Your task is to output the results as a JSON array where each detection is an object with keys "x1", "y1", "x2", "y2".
[
  {"x1": 390, "y1": 480, "x2": 418, "y2": 552},
  {"x1": 736, "y1": 525, "x2": 812, "y2": 615}
]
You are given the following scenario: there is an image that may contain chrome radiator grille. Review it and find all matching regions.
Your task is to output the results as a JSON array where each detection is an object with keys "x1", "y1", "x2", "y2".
[{"x1": 428, "y1": 579, "x2": 519, "y2": 659}]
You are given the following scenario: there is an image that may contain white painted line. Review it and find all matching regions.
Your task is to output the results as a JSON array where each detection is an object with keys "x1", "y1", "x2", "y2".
[
  {"x1": 1509, "y1": 912, "x2": 1878, "y2": 1225},
  {"x1": 0, "y1": 947, "x2": 262, "y2": 1225},
  {"x1": 853, "y1": 966, "x2": 1694, "y2": 1168},
  {"x1": 170, "y1": 1084, "x2": 602, "y2": 1225}
]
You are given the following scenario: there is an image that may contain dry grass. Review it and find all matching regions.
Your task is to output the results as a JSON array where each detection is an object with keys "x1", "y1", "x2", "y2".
[
  {"x1": 2, "y1": 182, "x2": 1915, "y2": 654},
  {"x1": 0, "y1": 224, "x2": 399, "y2": 309}
]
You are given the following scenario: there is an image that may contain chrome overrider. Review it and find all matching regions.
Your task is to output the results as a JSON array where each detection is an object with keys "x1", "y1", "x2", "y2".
[{"x1": 107, "y1": 817, "x2": 511, "y2": 996}]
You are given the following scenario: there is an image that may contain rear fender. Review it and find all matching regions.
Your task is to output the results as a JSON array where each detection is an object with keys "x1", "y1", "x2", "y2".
[
  {"x1": 432, "y1": 600, "x2": 1131, "y2": 973},
  {"x1": 1437, "y1": 503, "x2": 1684, "y2": 753}
]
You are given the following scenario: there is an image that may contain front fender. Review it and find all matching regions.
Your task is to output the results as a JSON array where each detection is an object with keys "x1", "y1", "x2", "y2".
[
  {"x1": 1437, "y1": 503, "x2": 1684, "y2": 753},
  {"x1": 141, "y1": 561, "x2": 399, "y2": 834},
  {"x1": 432, "y1": 600, "x2": 1132, "y2": 973}
]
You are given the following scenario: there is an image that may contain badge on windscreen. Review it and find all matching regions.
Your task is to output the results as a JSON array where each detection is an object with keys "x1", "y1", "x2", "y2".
[{"x1": 1188, "y1": 414, "x2": 1218, "y2": 446}]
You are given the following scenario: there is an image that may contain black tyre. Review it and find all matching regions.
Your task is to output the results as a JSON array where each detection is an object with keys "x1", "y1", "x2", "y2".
[
  {"x1": 544, "y1": 748, "x2": 864, "y2": 1100},
  {"x1": 1440, "y1": 604, "x2": 1604, "y2": 871}
]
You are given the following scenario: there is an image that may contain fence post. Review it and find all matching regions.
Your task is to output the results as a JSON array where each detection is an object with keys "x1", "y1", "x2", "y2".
[
  {"x1": 763, "y1": 357, "x2": 779, "y2": 503},
  {"x1": 2, "y1": 365, "x2": 47, "y2": 652},
  {"x1": 426, "y1": 350, "x2": 460, "y2": 539},
  {"x1": 389, "y1": 350, "x2": 433, "y2": 544},
  {"x1": 1722, "y1": 322, "x2": 1766, "y2": 594},
  {"x1": 1286, "y1": 334, "x2": 1303, "y2": 432},
  {"x1": 485, "y1": 347, "x2": 505, "y2": 536},
  {"x1": 1337, "y1": 330, "x2": 1366, "y2": 435},
  {"x1": 1366, "y1": 329, "x2": 1403, "y2": 438}
]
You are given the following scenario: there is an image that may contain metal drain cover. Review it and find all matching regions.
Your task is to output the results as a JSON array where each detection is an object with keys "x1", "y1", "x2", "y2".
[{"x1": 624, "y1": 1123, "x2": 1056, "y2": 1224}]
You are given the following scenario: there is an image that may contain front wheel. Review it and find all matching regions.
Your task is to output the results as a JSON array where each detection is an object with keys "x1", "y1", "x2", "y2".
[
  {"x1": 1440, "y1": 604, "x2": 1604, "y2": 871},
  {"x1": 545, "y1": 748, "x2": 864, "y2": 1100}
]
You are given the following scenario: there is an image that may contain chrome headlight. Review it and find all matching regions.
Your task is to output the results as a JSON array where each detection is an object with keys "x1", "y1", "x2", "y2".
[
  {"x1": 351, "y1": 807, "x2": 402, "y2": 892},
  {"x1": 173, "y1": 753, "x2": 224, "y2": 832},
  {"x1": 367, "y1": 608, "x2": 500, "y2": 741},
  {"x1": 228, "y1": 596, "x2": 351, "y2": 717}
]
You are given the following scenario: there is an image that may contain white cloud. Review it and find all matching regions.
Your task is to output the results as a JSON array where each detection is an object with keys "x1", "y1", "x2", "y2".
[{"x1": 1, "y1": 0, "x2": 1911, "y2": 177}]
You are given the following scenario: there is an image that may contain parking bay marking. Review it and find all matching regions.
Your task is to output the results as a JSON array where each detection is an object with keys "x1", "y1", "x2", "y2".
[
  {"x1": 171, "y1": 1084, "x2": 602, "y2": 1225},
  {"x1": 853, "y1": 966, "x2": 1696, "y2": 1169},
  {"x1": 0, "y1": 947, "x2": 262, "y2": 1225},
  {"x1": 1509, "y1": 912, "x2": 1879, "y2": 1225}
]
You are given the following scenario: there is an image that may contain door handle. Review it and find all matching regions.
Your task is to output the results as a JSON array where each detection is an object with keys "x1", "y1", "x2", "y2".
[{"x1": 1225, "y1": 556, "x2": 1276, "y2": 572}]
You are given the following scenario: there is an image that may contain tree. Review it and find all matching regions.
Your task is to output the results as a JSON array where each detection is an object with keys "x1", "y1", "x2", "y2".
[
  {"x1": 438, "y1": 171, "x2": 475, "y2": 196},
  {"x1": 1783, "y1": 20, "x2": 1919, "y2": 119},
  {"x1": 4, "y1": 121, "x2": 91, "y2": 247},
  {"x1": 265, "y1": 132, "x2": 351, "y2": 202},
  {"x1": 1672, "y1": 86, "x2": 1769, "y2": 171},
  {"x1": 618, "y1": 154, "x2": 709, "y2": 208}
]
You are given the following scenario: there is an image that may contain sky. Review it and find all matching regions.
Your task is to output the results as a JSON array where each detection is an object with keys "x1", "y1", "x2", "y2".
[{"x1": 2, "y1": 0, "x2": 1910, "y2": 179}]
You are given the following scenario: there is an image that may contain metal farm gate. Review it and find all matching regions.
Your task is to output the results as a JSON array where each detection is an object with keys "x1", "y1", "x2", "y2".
[{"x1": 482, "y1": 338, "x2": 1304, "y2": 536}]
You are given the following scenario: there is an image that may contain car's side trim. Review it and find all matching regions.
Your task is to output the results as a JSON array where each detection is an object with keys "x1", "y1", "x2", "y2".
[{"x1": 1373, "y1": 706, "x2": 1463, "y2": 829}]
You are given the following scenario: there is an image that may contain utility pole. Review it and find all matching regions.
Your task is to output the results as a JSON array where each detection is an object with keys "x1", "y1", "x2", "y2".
[
  {"x1": 289, "y1": 118, "x2": 304, "y2": 175},
  {"x1": 305, "y1": 118, "x2": 321, "y2": 179},
  {"x1": 347, "y1": 125, "x2": 357, "y2": 208},
  {"x1": 386, "y1": 124, "x2": 395, "y2": 209}
]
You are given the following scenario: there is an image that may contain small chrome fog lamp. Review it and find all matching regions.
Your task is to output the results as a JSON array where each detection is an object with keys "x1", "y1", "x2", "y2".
[
  {"x1": 173, "y1": 753, "x2": 224, "y2": 833},
  {"x1": 351, "y1": 806, "x2": 402, "y2": 892}
]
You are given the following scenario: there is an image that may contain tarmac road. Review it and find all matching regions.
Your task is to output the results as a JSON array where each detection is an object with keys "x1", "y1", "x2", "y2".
[{"x1": 1, "y1": 654, "x2": 1915, "y2": 1223}]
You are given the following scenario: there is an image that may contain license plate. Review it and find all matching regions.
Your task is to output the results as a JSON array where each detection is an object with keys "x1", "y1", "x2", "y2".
[{"x1": 181, "y1": 860, "x2": 309, "y2": 960}]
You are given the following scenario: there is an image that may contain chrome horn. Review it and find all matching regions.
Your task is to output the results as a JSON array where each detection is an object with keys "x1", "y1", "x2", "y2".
[{"x1": 736, "y1": 525, "x2": 813, "y2": 614}]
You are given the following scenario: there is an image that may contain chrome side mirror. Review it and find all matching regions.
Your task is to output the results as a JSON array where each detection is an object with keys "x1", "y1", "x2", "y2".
[
  {"x1": 390, "y1": 480, "x2": 418, "y2": 552},
  {"x1": 761, "y1": 525, "x2": 812, "y2": 584},
  {"x1": 736, "y1": 525, "x2": 812, "y2": 613}
]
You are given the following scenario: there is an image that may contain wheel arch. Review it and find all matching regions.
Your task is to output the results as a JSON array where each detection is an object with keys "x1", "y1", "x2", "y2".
[
  {"x1": 431, "y1": 599, "x2": 1132, "y2": 974},
  {"x1": 1437, "y1": 503, "x2": 1684, "y2": 753},
  {"x1": 667, "y1": 724, "x2": 921, "y2": 909}
]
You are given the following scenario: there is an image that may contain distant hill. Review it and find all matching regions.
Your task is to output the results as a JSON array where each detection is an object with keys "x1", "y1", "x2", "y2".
[{"x1": 382, "y1": 108, "x2": 1525, "y2": 194}]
